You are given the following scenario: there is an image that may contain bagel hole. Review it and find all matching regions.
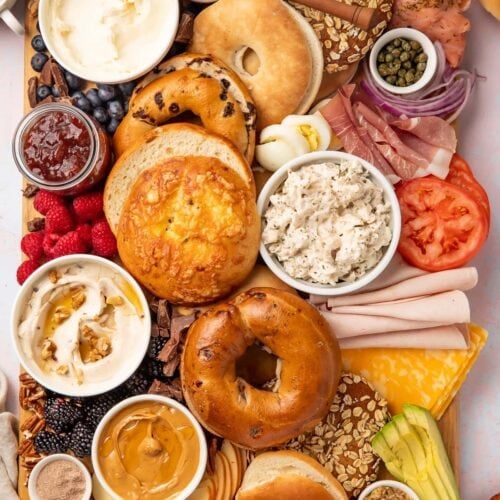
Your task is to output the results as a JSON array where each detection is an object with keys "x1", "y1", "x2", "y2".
[
  {"x1": 238, "y1": 47, "x2": 261, "y2": 76},
  {"x1": 236, "y1": 343, "x2": 278, "y2": 391},
  {"x1": 167, "y1": 110, "x2": 203, "y2": 127}
]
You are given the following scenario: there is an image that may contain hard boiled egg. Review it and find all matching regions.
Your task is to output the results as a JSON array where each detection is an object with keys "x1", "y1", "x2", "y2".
[{"x1": 281, "y1": 114, "x2": 332, "y2": 152}]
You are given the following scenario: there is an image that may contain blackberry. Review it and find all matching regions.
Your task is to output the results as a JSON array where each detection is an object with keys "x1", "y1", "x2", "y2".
[
  {"x1": 68, "y1": 421, "x2": 94, "y2": 458},
  {"x1": 124, "y1": 369, "x2": 149, "y2": 396},
  {"x1": 84, "y1": 391, "x2": 121, "y2": 431},
  {"x1": 34, "y1": 430, "x2": 67, "y2": 455},
  {"x1": 145, "y1": 359, "x2": 166, "y2": 381},
  {"x1": 147, "y1": 336, "x2": 168, "y2": 360},
  {"x1": 44, "y1": 398, "x2": 83, "y2": 433}
]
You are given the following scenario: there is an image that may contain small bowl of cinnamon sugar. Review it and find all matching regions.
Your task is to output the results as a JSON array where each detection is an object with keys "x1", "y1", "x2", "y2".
[{"x1": 28, "y1": 454, "x2": 92, "y2": 500}]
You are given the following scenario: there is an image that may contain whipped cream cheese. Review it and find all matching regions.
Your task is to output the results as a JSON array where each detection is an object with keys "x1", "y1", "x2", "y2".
[
  {"x1": 17, "y1": 261, "x2": 147, "y2": 392},
  {"x1": 262, "y1": 161, "x2": 392, "y2": 285},
  {"x1": 44, "y1": 0, "x2": 178, "y2": 82}
]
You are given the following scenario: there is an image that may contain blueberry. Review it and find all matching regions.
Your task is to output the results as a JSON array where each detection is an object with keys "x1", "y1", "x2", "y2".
[
  {"x1": 51, "y1": 85, "x2": 60, "y2": 97},
  {"x1": 65, "y1": 71, "x2": 83, "y2": 91},
  {"x1": 118, "y1": 81, "x2": 136, "y2": 97},
  {"x1": 106, "y1": 118, "x2": 121, "y2": 135},
  {"x1": 36, "y1": 85, "x2": 52, "y2": 101},
  {"x1": 86, "y1": 88, "x2": 102, "y2": 108},
  {"x1": 75, "y1": 96, "x2": 92, "y2": 113},
  {"x1": 71, "y1": 90, "x2": 85, "y2": 100},
  {"x1": 93, "y1": 107, "x2": 109, "y2": 124},
  {"x1": 97, "y1": 84, "x2": 117, "y2": 102},
  {"x1": 31, "y1": 35, "x2": 47, "y2": 52},
  {"x1": 31, "y1": 53, "x2": 48, "y2": 72},
  {"x1": 107, "y1": 100, "x2": 124, "y2": 120}
]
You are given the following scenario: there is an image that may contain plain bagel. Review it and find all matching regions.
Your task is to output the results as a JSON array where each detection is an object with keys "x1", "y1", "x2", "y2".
[
  {"x1": 181, "y1": 287, "x2": 341, "y2": 449},
  {"x1": 114, "y1": 66, "x2": 250, "y2": 159},
  {"x1": 190, "y1": 0, "x2": 323, "y2": 129}
]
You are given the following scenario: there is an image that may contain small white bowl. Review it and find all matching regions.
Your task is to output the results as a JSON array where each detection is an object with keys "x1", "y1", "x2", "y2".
[
  {"x1": 92, "y1": 395, "x2": 208, "y2": 500},
  {"x1": 369, "y1": 27, "x2": 437, "y2": 95},
  {"x1": 38, "y1": 0, "x2": 179, "y2": 84},
  {"x1": 257, "y1": 151, "x2": 401, "y2": 296},
  {"x1": 11, "y1": 254, "x2": 151, "y2": 397},
  {"x1": 28, "y1": 454, "x2": 92, "y2": 500},
  {"x1": 358, "y1": 479, "x2": 419, "y2": 500}
]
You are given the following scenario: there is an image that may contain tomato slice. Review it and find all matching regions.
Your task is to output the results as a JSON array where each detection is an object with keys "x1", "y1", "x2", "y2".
[
  {"x1": 396, "y1": 177, "x2": 488, "y2": 271},
  {"x1": 446, "y1": 153, "x2": 491, "y2": 222}
]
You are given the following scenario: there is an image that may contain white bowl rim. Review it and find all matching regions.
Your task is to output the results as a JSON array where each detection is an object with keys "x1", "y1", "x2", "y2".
[
  {"x1": 11, "y1": 254, "x2": 151, "y2": 397},
  {"x1": 257, "y1": 150, "x2": 401, "y2": 296},
  {"x1": 369, "y1": 27, "x2": 437, "y2": 95},
  {"x1": 91, "y1": 394, "x2": 208, "y2": 500},
  {"x1": 28, "y1": 453, "x2": 92, "y2": 500},
  {"x1": 358, "y1": 479, "x2": 419, "y2": 500},
  {"x1": 38, "y1": 0, "x2": 180, "y2": 84}
]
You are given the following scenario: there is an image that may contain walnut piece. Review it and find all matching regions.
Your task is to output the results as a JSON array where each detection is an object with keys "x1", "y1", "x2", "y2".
[
  {"x1": 106, "y1": 295, "x2": 124, "y2": 306},
  {"x1": 80, "y1": 325, "x2": 112, "y2": 363},
  {"x1": 40, "y1": 339, "x2": 56, "y2": 361},
  {"x1": 48, "y1": 270, "x2": 61, "y2": 284},
  {"x1": 71, "y1": 289, "x2": 86, "y2": 309}
]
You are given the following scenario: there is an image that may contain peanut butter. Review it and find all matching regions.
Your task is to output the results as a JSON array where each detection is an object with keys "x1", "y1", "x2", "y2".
[{"x1": 98, "y1": 401, "x2": 200, "y2": 499}]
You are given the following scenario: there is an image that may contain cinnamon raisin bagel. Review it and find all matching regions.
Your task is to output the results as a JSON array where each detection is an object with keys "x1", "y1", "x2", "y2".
[
  {"x1": 181, "y1": 288, "x2": 341, "y2": 449},
  {"x1": 114, "y1": 59, "x2": 253, "y2": 161}
]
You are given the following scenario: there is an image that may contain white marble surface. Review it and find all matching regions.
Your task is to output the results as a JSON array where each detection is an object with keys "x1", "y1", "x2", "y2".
[{"x1": 0, "y1": 2, "x2": 498, "y2": 499}]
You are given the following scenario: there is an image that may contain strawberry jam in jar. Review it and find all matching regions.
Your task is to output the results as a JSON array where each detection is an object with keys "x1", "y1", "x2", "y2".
[{"x1": 13, "y1": 103, "x2": 111, "y2": 195}]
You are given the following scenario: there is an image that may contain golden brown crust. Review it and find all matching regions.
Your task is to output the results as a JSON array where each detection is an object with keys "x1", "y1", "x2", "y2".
[
  {"x1": 114, "y1": 67, "x2": 250, "y2": 159},
  {"x1": 190, "y1": 0, "x2": 314, "y2": 129},
  {"x1": 181, "y1": 288, "x2": 341, "y2": 448},
  {"x1": 117, "y1": 156, "x2": 260, "y2": 305}
]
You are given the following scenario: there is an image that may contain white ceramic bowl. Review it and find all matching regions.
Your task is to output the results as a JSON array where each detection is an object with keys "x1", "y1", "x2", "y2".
[
  {"x1": 91, "y1": 395, "x2": 208, "y2": 500},
  {"x1": 28, "y1": 454, "x2": 92, "y2": 500},
  {"x1": 11, "y1": 254, "x2": 151, "y2": 397},
  {"x1": 38, "y1": 0, "x2": 179, "y2": 84},
  {"x1": 257, "y1": 151, "x2": 401, "y2": 296},
  {"x1": 358, "y1": 479, "x2": 419, "y2": 500},
  {"x1": 369, "y1": 27, "x2": 437, "y2": 95}
]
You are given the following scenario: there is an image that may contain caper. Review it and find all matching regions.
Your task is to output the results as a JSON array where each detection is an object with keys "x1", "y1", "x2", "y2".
[
  {"x1": 386, "y1": 75, "x2": 397, "y2": 85},
  {"x1": 400, "y1": 51, "x2": 409, "y2": 62},
  {"x1": 388, "y1": 62, "x2": 401, "y2": 74},
  {"x1": 378, "y1": 64, "x2": 390, "y2": 76},
  {"x1": 397, "y1": 77, "x2": 406, "y2": 87},
  {"x1": 415, "y1": 71, "x2": 424, "y2": 81},
  {"x1": 417, "y1": 62, "x2": 427, "y2": 72},
  {"x1": 385, "y1": 53, "x2": 394, "y2": 63},
  {"x1": 403, "y1": 61, "x2": 412, "y2": 70},
  {"x1": 417, "y1": 53, "x2": 428, "y2": 63},
  {"x1": 410, "y1": 40, "x2": 421, "y2": 50},
  {"x1": 385, "y1": 44, "x2": 394, "y2": 53},
  {"x1": 402, "y1": 41, "x2": 411, "y2": 51},
  {"x1": 405, "y1": 70, "x2": 415, "y2": 83},
  {"x1": 378, "y1": 52, "x2": 385, "y2": 63},
  {"x1": 398, "y1": 68, "x2": 407, "y2": 77},
  {"x1": 393, "y1": 38, "x2": 402, "y2": 47},
  {"x1": 409, "y1": 49, "x2": 417, "y2": 60},
  {"x1": 392, "y1": 48, "x2": 401, "y2": 58}
]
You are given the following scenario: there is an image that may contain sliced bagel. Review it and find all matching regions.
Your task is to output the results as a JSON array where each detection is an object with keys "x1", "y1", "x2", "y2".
[
  {"x1": 104, "y1": 123, "x2": 255, "y2": 234},
  {"x1": 131, "y1": 53, "x2": 257, "y2": 162}
]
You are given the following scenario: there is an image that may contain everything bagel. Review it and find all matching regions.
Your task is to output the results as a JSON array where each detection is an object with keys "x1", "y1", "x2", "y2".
[
  {"x1": 181, "y1": 287, "x2": 341, "y2": 449},
  {"x1": 114, "y1": 66, "x2": 251, "y2": 160}
]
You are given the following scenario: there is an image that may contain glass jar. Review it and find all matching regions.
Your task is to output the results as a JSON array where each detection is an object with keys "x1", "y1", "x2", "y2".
[{"x1": 12, "y1": 102, "x2": 112, "y2": 195}]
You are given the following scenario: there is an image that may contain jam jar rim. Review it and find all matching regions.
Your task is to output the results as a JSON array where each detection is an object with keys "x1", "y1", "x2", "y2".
[{"x1": 12, "y1": 102, "x2": 100, "y2": 191}]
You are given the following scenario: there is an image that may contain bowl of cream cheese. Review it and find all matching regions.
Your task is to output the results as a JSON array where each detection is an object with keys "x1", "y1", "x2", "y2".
[
  {"x1": 11, "y1": 254, "x2": 151, "y2": 397},
  {"x1": 257, "y1": 151, "x2": 401, "y2": 296},
  {"x1": 38, "y1": 0, "x2": 180, "y2": 84}
]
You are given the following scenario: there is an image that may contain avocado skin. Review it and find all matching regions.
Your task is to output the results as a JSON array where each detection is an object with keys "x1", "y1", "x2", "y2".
[{"x1": 371, "y1": 405, "x2": 460, "y2": 500}]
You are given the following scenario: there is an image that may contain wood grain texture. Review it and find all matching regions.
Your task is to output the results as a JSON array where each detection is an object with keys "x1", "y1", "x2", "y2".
[{"x1": 17, "y1": 0, "x2": 459, "y2": 497}]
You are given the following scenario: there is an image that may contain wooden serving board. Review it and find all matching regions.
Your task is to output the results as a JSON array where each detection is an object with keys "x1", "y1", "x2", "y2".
[{"x1": 17, "y1": 1, "x2": 459, "y2": 497}]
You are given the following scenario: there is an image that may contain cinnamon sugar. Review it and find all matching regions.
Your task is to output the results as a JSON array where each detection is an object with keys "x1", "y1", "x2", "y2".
[{"x1": 35, "y1": 459, "x2": 86, "y2": 500}]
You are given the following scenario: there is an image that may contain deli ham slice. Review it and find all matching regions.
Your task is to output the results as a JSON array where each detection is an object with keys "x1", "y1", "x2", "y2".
[{"x1": 320, "y1": 84, "x2": 457, "y2": 182}]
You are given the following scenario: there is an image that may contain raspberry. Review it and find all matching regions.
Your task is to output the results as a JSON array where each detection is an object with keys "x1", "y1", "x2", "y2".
[
  {"x1": 43, "y1": 232, "x2": 60, "y2": 258},
  {"x1": 75, "y1": 223, "x2": 92, "y2": 249},
  {"x1": 33, "y1": 190, "x2": 65, "y2": 216},
  {"x1": 91, "y1": 220, "x2": 117, "y2": 257},
  {"x1": 45, "y1": 205, "x2": 75, "y2": 234},
  {"x1": 52, "y1": 231, "x2": 86, "y2": 258},
  {"x1": 16, "y1": 259, "x2": 40, "y2": 285},
  {"x1": 20, "y1": 231, "x2": 45, "y2": 261},
  {"x1": 72, "y1": 192, "x2": 104, "y2": 222}
]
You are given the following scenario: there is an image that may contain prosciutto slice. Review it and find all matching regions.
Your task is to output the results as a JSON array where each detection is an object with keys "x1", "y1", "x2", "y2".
[
  {"x1": 320, "y1": 84, "x2": 457, "y2": 182},
  {"x1": 390, "y1": 0, "x2": 471, "y2": 68}
]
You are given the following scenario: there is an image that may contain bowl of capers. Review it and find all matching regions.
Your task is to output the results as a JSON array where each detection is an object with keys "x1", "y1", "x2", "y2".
[{"x1": 369, "y1": 28, "x2": 437, "y2": 95}]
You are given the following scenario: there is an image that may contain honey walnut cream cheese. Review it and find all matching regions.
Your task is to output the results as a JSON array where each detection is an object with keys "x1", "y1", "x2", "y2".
[
  {"x1": 262, "y1": 160, "x2": 392, "y2": 285},
  {"x1": 17, "y1": 262, "x2": 146, "y2": 390}
]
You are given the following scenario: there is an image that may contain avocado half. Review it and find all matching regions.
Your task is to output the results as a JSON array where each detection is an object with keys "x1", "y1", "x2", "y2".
[{"x1": 371, "y1": 404, "x2": 460, "y2": 500}]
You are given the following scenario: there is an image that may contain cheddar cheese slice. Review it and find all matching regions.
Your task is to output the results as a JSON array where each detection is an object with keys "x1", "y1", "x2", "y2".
[{"x1": 341, "y1": 324, "x2": 488, "y2": 419}]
